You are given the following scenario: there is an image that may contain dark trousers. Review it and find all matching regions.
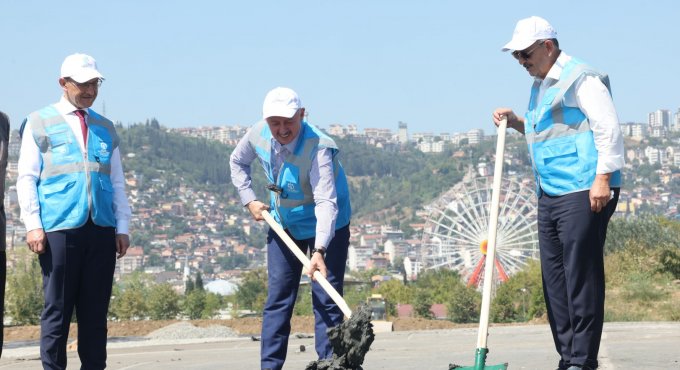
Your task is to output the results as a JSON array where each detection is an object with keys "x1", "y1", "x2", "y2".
[
  {"x1": 261, "y1": 225, "x2": 350, "y2": 370},
  {"x1": 538, "y1": 189, "x2": 618, "y2": 370},
  {"x1": 0, "y1": 251, "x2": 5, "y2": 359},
  {"x1": 39, "y1": 219, "x2": 116, "y2": 370}
]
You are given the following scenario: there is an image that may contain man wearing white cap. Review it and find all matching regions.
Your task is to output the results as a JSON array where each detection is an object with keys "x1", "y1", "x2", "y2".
[
  {"x1": 17, "y1": 53, "x2": 131, "y2": 370},
  {"x1": 493, "y1": 17, "x2": 624, "y2": 370},
  {"x1": 230, "y1": 87, "x2": 351, "y2": 370}
]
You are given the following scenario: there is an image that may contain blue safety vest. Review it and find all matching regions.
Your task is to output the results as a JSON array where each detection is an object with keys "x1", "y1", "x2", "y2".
[
  {"x1": 29, "y1": 105, "x2": 119, "y2": 231},
  {"x1": 524, "y1": 58, "x2": 621, "y2": 197},
  {"x1": 248, "y1": 121, "x2": 351, "y2": 239}
]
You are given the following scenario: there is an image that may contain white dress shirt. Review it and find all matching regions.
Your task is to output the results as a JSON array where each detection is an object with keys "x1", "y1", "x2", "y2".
[
  {"x1": 229, "y1": 126, "x2": 339, "y2": 248},
  {"x1": 536, "y1": 52, "x2": 625, "y2": 175},
  {"x1": 17, "y1": 96, "x2": 132, "y2": 234}
]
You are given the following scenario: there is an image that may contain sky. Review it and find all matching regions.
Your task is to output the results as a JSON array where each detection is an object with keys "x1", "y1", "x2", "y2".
[{"x1": 1, "y1": 0, "x2": 678, "y2": 134}]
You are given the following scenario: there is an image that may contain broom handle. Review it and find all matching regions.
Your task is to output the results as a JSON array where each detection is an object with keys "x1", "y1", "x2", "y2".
[
  {"x1": 476, "y1": 117, "x2": 507, "y2": 348},
  {"x1": 262, "y1": 210, "x2": 353, "y2": 318}
]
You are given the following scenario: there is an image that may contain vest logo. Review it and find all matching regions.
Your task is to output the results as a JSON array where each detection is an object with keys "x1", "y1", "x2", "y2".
[
  {"x1": 97, "y1": 142, "x2": 110, "y2": 158},
  {"x1": 286, "y1": 183, "x2": 299, "y2": 193}
]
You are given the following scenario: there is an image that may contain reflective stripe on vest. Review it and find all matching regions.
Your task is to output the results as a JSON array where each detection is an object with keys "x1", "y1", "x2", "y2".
[
  {"x1": 524, "y1": 58, "x2": 621, "y2": 196},
  {"x1": 30, "y1": 105, "x2": 119, "y2": 231},
  {"x1": 248, "y1": 121, "x2": 351, "y2": 239}
]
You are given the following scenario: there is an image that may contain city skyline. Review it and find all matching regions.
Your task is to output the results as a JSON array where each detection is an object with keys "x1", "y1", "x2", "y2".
[{"x1": 1, "y1": 1, "x2": 678, "y2": 133}]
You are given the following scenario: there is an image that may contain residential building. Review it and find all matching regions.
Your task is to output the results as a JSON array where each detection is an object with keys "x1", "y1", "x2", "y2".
[
  {"x1": 398, "y1": 121, "x2": 408, "y2": 144},
  {"x1": 348, "y1": 245, "x2": 373, "y2": 271}
]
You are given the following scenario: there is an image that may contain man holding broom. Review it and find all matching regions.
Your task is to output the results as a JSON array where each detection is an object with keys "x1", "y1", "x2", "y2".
[{"x1": 229, "y1": 87, "x2": 352, "y2": 370}]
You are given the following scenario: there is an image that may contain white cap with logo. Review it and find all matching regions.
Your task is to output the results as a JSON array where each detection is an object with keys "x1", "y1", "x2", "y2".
[
  {"x1": 60, "y1": 53, "x2": 104, "y2": 83},
  {"x1": 262, "y1": 87, "x2": 302, "y2": 120},
  {"x1": 501, "y1": 16, "x2": 557, "y2": 52}
]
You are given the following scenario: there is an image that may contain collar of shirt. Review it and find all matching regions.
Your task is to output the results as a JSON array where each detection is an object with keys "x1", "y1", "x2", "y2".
[
  {"x1": 271, "y1": 132, "x2": 301, "y2": 157},
  {"x1": 53, "y1": 96, "x2": 89, "y2": 149},
  {"x1": 538, "y1": 51, "x2": 572, "y2": 87},
  {"x1": 54, "y1": 96, "x2": 90, "y2": 117}
]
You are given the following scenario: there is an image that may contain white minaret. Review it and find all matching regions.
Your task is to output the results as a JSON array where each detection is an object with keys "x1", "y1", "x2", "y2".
[{"x1": 183, "y1": 255, "x2": 190, "y2": 292}]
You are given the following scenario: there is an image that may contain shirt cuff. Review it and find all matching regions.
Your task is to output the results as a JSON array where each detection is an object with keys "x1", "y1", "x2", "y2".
[
  {"x1": 314, "y1": 231, "x2": 334, "y2": 250},
  {"x1": 116, "y1": 219, "x2": 130, "y2": 235},
  {"x1": 24, "y1": 215, "x2": 43, "y2": 232},
  {"x1": 239, "y1": 189, "x2": 258, "y2": 207},
  {"x1": 596, "y1": 155, "x2": 625, "y2": 175}
]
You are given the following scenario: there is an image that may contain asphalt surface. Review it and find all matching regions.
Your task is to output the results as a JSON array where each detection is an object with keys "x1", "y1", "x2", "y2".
[{"x1": 1, "y1": 322, "x2": 678, "y2": 369}]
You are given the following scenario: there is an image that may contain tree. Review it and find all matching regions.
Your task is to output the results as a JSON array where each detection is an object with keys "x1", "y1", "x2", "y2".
[
  {"x1": 491, "y1": 259, "x2": 544, "y2": 323},
  {"x1": 146, "y1": 253, "x2": 164, "y2": 267},
  {"x1": 375, "y1": 279, "x2": 414, "y2": 317},
  {"x1": 5, "y1": 253, "x2": 43, "y2": 325},
  {"x1": 185, "y1": 278, "x2": 195, "y2": 293},
  {"x1": 413, "y1": 289, "x2": 434, "y2": 319},
  {"x1": 407, "y1": 269, "x2": 481, "y2": 322},
  {"x1": 445, "y1": 284, "x2": 480, "y2": 323},
  {"x1": 235, "y1": 269, "x2": 267, "y2": 312},
  {"x1": 195, "y1": 272, "x2": 204, "y2": 291},
  {"x1": 293, "y1": 285, "x2": 313, "y2": 316},
  {"x1": 109, "y1": 272, "x2": 151, "y2": 320},
  {"x1": 147, "y1": 283, "x2": 181, "y2": 320},
  {"x1": 202, "y1": 292, "x2": 222, "y2": 318},
  {"x1": 182, "y1": 290, "x2": 206, "y2": 319}
]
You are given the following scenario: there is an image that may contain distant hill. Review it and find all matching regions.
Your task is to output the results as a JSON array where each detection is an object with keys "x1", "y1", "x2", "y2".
[
  {"x1": 118, "y1": 122, "x2": 235, "y2": 191},
  {"x1": 117, "y1": 124, "x2": 474, "y2": 221},
  {"x1": 334, "y1": 137, "x2": 467, "y2": 220}
]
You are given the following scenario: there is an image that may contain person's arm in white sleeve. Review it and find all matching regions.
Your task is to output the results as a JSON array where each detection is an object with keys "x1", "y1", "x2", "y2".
[
  {"x1": 309, "y1": 148, "x2": 338, "y2": 249},
  {"x1": 576, "y1": 75, "x2": 625, "y2": 213},
  {"x1": 229, "y1": 131, "x2": 259, "y2": 207},
  {"x1": 576, "y1": 75, "x2": 625, "y2": 175},
  {"x1": 16, "y1": 123, "x2": 43, "y2": 232}
]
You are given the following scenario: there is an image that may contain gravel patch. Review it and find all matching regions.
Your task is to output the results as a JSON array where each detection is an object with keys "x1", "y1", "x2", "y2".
[{"x1": 146, "y1": 322, "x2": 239, "y2": 340}]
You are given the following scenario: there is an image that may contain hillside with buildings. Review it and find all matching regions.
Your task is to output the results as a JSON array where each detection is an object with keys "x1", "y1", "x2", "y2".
[{"x1": 3, "y1": 111, "x2": 679, "y2": 300}]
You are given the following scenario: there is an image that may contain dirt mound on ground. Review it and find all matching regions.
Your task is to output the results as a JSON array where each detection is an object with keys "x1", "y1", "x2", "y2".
[{"x1": 3, "y1": 316, "x2": 473, "y2": 343}]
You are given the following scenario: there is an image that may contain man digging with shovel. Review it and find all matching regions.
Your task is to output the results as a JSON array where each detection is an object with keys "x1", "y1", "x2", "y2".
[{"x1": 230, "y1": 87, "x2": 370, "y2": 370}]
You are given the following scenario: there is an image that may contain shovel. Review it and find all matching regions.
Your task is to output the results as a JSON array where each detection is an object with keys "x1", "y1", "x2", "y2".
[
  {"x1": 261, "y1": 210, "x2": 352, "y2": 318},
  {"x1": 450, "y1": 117, "x2": 509, "y2": 370},
  {"x1": 261, "y1": 210, "x2": 374, "y2": 370}
]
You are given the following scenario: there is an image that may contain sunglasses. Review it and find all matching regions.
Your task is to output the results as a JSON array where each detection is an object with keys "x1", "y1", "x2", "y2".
[
  {"x1": 66, "y1": 78, "x2": 103, "y2": 89},
  {"x1": 512, "y1": 40, "x2": 546, "y2": 60}
]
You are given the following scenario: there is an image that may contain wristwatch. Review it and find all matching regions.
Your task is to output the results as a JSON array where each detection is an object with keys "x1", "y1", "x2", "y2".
[{"x1": 311, "y1": 247, "x2": 326, "y2": 258}]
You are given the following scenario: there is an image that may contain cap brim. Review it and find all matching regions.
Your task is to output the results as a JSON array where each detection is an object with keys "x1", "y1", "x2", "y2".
[
  {"x1": 69, "y1": 70, "x2": 104, "y2": 83},
  {"x1": 501, "y1": 38, "x2": 536, "y2": 52},
  {"x1": 263, "y1": 107, "x2": 298, "y2": 120}
]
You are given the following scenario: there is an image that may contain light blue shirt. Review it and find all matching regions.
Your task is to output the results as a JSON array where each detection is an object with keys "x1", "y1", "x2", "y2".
[{"x1": 230, "y1": 128, "x2": 338, "y2": 248}]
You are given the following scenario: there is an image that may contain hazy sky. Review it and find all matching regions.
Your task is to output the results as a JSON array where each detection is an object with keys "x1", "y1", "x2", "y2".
[{"x1": 1, "y1": 1, "x2": 677, "y2": 133}]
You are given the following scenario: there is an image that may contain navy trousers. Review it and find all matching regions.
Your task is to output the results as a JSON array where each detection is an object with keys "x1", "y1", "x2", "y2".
[
  {"x1": 261, "y1": 225, "x2": 349, "y2": 370},
  {"x1": 538, "y1": 189, "x2": 618, "y2": 370},
  {"x1": 0, "y1": 251, "x2": 5, "y2": 359},
  {"x1": 39, "y1": 218, "x2": 116, "y2": 370}
]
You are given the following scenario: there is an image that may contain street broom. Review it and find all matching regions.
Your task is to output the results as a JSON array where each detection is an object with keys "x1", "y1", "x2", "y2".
[
  {"x1": 262, "y1": 210, "x2": 374, "y2": 370},
  {"x1": 450, "y1": 117, "x2": 509, "y2": 370}
]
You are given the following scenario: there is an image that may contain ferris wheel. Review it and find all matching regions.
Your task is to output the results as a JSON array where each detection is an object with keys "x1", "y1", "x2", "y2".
[{"x1": 421, "y1": 175, "x2": 539, "y2": 288}]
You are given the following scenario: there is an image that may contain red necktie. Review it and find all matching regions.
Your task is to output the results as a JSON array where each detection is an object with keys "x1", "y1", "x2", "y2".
[{"x1": 74, "y1": 109, "x2": 88, "y2": 145}]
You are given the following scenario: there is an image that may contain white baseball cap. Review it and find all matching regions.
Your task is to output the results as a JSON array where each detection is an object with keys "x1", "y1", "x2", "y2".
[
  {"x1": 60, "y1": 53, "x2": 104, "y2": 83},
  {"x1": 262, "y1": 87, "x2": 302, "y2": 119},
  {"x1": 501, "y1": 16, "x2": 557, "y2": 52}
]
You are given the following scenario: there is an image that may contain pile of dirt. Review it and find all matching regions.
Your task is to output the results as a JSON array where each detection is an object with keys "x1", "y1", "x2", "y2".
[
  {"x1": 3, "y1": 316, "x2": 472, "y2": 343},
  {"x1": 305, "y1": 304, "x2": 375, "y2": 370}
]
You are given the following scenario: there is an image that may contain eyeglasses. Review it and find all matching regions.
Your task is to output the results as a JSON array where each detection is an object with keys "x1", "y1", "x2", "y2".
[
  {"x1": 512, "y1": 40, "x2": 546, "y2": 60},
  {"x1": 66, "y1": 78, "x2": 103, "y2": 89}
]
